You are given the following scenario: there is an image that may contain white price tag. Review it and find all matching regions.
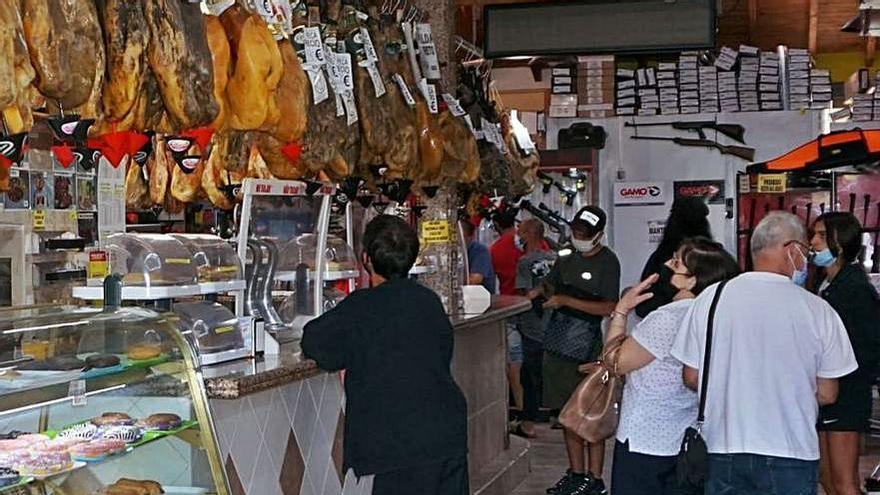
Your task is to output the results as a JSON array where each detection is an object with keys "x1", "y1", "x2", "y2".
[
  {"x1": 324, "y1": 48, "x2": 345, "y2": 116},
  {"x1": 337, "y1": 53, "x2": 355, "y2": 91},
  {"x1": 69, "y1": 379, "x2": 86, "y2": 406},
  {"x1": 442, "y1": 93, "x2": 466, "y2": 116},
  {"x1": 303, "y1": 27, "x2": 326, "y2": 67},
  {"x1": 360, "y1": 27, "x2": 379, "y2": 64},
  {"x1": 394, "y1": 74, "x2": 416, "y2": 107},
  {"x1": 415, "y1": 23, "x2": 442, "y2": 80},
  {"x1": 276, "y1": 0, "x2": 294, "y2": 35},
  {"x1": 368, "y1": 66, "x2": 386, "y2": 98},
  {"x1": 201, "y1": 0, "x2": 235, "y2": 16},
  {"x1": 307, "y1": 69, "x2": 329, "y2": 104},
  {"x1": 343, "y1": 91, "x2": 359, "y2": 126},
  {"x1": 418, "y1": 79, "x2": 438, "y2": 114},
  {"x1": 254, "y1": 0, "x2": 273, "y2": 19}
]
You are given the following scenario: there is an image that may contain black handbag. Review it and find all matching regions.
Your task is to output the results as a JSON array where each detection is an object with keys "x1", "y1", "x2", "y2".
[{"x1": 676, "y1": 280, "x2": 728, "y2": 491}]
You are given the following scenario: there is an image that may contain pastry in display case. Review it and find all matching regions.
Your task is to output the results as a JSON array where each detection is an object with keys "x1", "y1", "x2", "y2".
[
  {"x1": 0, "y1": 305, "x2": 229, "y2": 494},
  {"x1": 168, "y1": 234, "x2": 242, "y2": 283}
]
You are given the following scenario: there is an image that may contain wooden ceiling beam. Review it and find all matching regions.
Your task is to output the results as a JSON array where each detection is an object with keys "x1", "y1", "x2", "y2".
[
  {"x1": 747, "y1": 0, "x2": 758, "y2": 43},
  {"x1": 808, "y1": 0, "x2": 819, "y2": 53}
]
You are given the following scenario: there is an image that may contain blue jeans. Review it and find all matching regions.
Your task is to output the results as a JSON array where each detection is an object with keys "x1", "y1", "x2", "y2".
[{"x1": 707, "y1": 453, "x2": 818, "y2": 495}]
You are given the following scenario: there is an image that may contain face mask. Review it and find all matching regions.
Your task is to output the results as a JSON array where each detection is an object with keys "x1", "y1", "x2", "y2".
[
  {"x1": 811, "y1": 249, "x2": 836, "y2": 268},
  {"x1": 788, "y1": 249, "x2": 808, "y2": 287},
  {"x1": 572, "y1": 234, "x2": 601, "y2": 253}
]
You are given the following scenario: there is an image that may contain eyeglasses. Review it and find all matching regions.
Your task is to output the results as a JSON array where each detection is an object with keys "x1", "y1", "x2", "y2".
[
  {"x1": 784, "y1": 240, "x2": 810, "y2": 256},
  {"x1": 668, "y1": 256, "x2": 693, "y2": 276}
]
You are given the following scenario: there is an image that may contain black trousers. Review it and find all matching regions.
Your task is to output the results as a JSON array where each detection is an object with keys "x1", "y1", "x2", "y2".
[
  {"x1": 611, "y1": 440, "x2": 697, "y2": 495},
  {"x1": 372, "y1": 457, "x2": 469, "y2": 495},
  {"x1": 521, "y1": 335, "x2": 544, "y2": 422}
]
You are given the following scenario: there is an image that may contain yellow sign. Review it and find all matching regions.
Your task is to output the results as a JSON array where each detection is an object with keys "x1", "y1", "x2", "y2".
[
  {"x1": 32, "y1": 210, "x2": 46, "y2": 230},
  {"x1": 757, "y1": 174, "x2": 787, "y2": 193},
  {"x1": 88, "y1": 250, "x2": 109, "y2": 281},
  {"x1": 69, "y1": 211, "x2": 78, "y2": 222},
  {"x1": 165, "y1": 258, "x2": 192, "y2": 265},
  {"x1": 421, "y1": 220, "x2": 450, "y2": 244}
]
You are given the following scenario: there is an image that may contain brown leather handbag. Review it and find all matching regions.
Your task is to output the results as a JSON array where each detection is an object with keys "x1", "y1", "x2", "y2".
[{"x1": 558, "y1": 335, "x2": 626, "y2": 442}]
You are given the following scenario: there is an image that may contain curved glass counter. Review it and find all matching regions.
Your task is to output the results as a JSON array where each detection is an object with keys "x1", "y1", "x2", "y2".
[{"x1": 0, "y1": 306, "x2": 229, "y2": 494}]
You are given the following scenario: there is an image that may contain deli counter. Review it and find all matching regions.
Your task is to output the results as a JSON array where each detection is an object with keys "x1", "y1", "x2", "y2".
[{"x1": 0, "y1": 295, "x2": 530, "y2": 495}]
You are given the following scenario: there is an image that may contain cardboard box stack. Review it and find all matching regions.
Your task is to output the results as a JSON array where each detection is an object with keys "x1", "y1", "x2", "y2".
[
  {"x1": 549, "y1": 66, "x2": 577, "y2": 118},
  {"x1": 679, "y1": 52, "x2": 699, "y2": 114},
  {"x1": 636, "y1": 67, "x2": 659, "y2": 116},
  {"x1": 852, "y1": 93, "x2": 874, "y2": 122},
  {"x1": 699, "y1": 65, "x2": 719, "y2": 114},
  {"x1": 715, "y1": 46, "x2": 739, "y2": 113},
  {"x1": 577, "y1": 56, "x2": 615, "y2": 118},
  {"x1": 760, "y1": 51, "x2": 782, "y2": 111},
  {"x1": 658, "y1": 62, "x2": 679, "y2": 115},
  {"x1": 810, "y1": 68, "x2": 832, "y2": 109},
  {"x1": 786, "y1": 48, "x2": 810, "y2": 110},
  {"x1": 738, "y1": 45, "x2": 760, "y2": 112},
  {"x1": 615, "y1": 68, "x2": 636, "y2": 116}
]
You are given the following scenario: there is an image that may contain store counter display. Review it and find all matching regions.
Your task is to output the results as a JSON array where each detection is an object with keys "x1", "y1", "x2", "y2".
[
  {"x1": 0, "y1": 305, "x2": 229, "y2": 494},
  {"x1": 201, "y1": 295, "x2": 530, "y2": 495}
]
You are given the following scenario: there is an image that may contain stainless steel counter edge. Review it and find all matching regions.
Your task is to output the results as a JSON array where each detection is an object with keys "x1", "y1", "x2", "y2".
[{"x1": 203, "y1": 296, "x2": 530, "y2": 399}]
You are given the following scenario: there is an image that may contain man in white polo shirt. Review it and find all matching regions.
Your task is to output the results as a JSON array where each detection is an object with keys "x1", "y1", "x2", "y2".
[{"x1": 671, "y1": 212, "x2": 857, "y2": 495}]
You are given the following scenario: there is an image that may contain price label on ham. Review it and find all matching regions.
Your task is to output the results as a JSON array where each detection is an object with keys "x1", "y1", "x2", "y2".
[
  {"x1": 303, "y1": 27, "x2": 326, "y2": 66},
  {"x1": 337, "y1": 53, "x2": 355, "y2": 91},
  {"x1": 69, "y1": 379, "x2": 86, "y2": 407},
  {"x1": 360, "y1": 28, "x2": 379, "y2": 64},
  {"x1": 394, "y1": 74, "x2": 416, "y2": 107},
  {"x1": 418, "y1": 79, "x2": 438, "y2": 114},
  {"x1": 415, "y1": 24, "x2": 442, "y2": 80},
  {"x1": 307, "y1": 69, "x2": 329, "y2": 105},
  {"x1": 442, "y1": 93, "x2": 466, "y2": 116}
]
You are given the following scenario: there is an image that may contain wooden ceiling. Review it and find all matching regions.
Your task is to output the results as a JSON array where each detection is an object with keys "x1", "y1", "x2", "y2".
[
  {"x1": 716, "y1": 0, "x2": 863, "y2": 54},
  {"x1": 456, "y1": 0, "x2": 867, "y2": 56}
]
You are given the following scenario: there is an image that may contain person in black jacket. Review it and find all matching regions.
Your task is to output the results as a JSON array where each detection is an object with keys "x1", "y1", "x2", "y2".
[
  {"x1": 301, "y1": 215, "x2": 469, "y2": 495},
  {"x1": 810, "y1": 212, "x2": 880, "y2": 495},
  {"x1": 635, "y1": 197, "x2": 712, "y2": 318}
]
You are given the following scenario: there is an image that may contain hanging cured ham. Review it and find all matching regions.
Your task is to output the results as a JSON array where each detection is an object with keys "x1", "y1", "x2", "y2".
[
  {"x1": 125, "y1": 159, "x2": 150, "y2": 209},
  {"x1": 205, "y1": 16, "x2": 231, "y2": 131},
  {"x1": 148, "y1": 135, "x2": 170, "y2": 206},
  {"x1": 266, "y1": 42, "x2": 308, "y2": 144},
  {"x1": 100, "y1": 0, "x2": 149, "y2": 124},
  {"x1": 376, "y1": 15, "x2": 419, "y2": 180},
  {"x1": 438, "y1": 110, "x2": 480, "y2": 183},
  {"x1": 143, "y1": 0, "x2": 218, "y2": 131},
  {"x1": 0, "y1": 0, "x2": 35, "y2": 134},
  {"x1": 219, "y1": 6, "x2": 283, "y2": 131},
  {"x1": 293, "y1": 2, "x2": 356, "y2": 180},
  {"x1": 21, "y1": 0, "x2": 104, "y2": 117}
]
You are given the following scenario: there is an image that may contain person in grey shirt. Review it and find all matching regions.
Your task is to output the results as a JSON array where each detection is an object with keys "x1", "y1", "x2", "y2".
[{"x1": 513, "y1": 219, "x2": 556, "y2": 438}]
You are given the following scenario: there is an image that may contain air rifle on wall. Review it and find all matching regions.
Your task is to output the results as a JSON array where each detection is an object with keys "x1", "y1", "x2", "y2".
[
  {"x1": 624, "y1": 120, "x2": 747, "y2": 144},
  {"x1": 630, "y1": 135, "x2": 756, "y2": 161}
]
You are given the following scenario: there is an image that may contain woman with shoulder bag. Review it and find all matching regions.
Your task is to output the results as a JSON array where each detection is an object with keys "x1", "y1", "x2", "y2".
[
  {"x1": 810, "y1": 213, "x2": 880, "y2": 495},
  {"x1": 606, "y1": 237, "x2": 739, "y2": 495}
]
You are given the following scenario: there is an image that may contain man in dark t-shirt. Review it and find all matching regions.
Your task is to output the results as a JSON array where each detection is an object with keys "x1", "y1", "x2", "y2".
[
  {"x1": 534, "y1": 205, "x2": 620, "y2": 495},
  {"x1": 302, "y1": 215, "x2": 469, "y2": 495}
]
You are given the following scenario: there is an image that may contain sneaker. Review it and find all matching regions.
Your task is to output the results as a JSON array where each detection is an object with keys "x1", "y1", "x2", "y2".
[
  {"x1": 546, "y1": 470, "x2": 589, "y2": 494},
  {"x1": 570, "y1": 477, "x2": 607, "y2": 495}
]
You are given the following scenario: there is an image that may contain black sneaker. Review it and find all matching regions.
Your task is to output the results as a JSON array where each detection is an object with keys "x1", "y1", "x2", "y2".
[
  {"x1": 570, "y1": 477, "x2": 607, "y2": 495},
  {"x1": 546, "y1": 471, "x2": 589, "y2": 494}
]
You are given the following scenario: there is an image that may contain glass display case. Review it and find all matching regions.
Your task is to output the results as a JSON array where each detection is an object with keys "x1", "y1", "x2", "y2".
[
  {"x1": 0, "y1": 305, "x2": 229, "y2": 494},
  {"x1": 169, "y1": 235, "x2": 242, "y2": 284},
  {"x1": 72, "y1": 234, "x2": 245, "y2": 301},
  {"x1": 172, "y1": 302, "x2": 251, "y2": 366},
  {"x1": 104, "y1": 234, "x2": 199, "y2": 288}
]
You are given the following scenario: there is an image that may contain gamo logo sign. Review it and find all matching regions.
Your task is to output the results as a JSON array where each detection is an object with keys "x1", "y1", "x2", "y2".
[{"x1": 620, "y1": 185, "x2": 661, "y2": 198}]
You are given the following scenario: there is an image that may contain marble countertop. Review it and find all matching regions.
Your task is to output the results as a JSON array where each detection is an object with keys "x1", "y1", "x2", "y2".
[{"x1": 203, "y1": 295, "x2": 529, "y2": 399}]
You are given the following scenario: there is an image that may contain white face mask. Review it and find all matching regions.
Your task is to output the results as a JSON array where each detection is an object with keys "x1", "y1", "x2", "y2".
[{"x1": 572, "y1": 233, "x2": 602, "y2": 253}]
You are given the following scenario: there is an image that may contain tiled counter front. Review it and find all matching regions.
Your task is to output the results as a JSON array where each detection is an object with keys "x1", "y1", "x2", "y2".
[{"x1": 209, "y1": 373, "x2": 372, "y2": 495}]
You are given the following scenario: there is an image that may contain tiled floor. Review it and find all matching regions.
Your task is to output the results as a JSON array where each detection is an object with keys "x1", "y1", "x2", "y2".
[{"x1": 511, "y1": 424, "x2": 880, "y2": 494}]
